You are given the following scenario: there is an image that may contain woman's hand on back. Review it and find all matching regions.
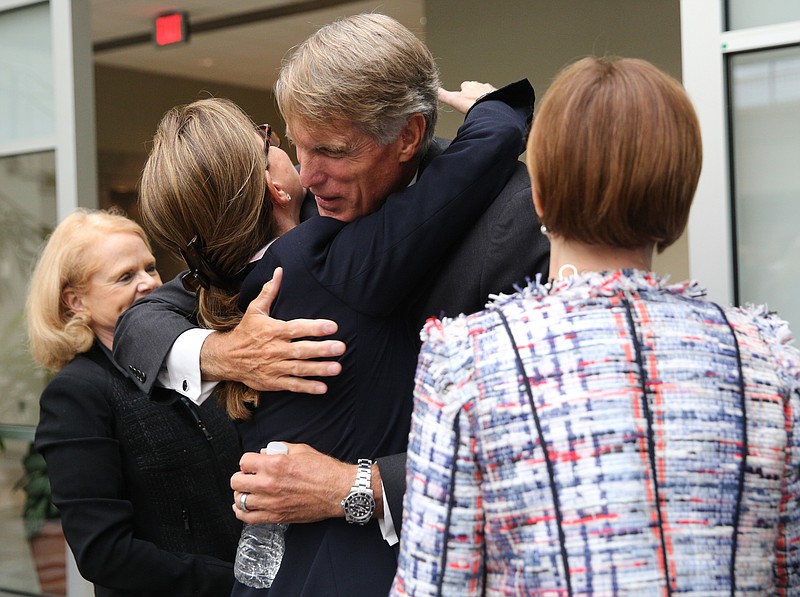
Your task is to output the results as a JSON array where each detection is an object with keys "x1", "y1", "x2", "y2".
[{"x1": 438, "y1": 81, "x2": 497, "y2": 114}]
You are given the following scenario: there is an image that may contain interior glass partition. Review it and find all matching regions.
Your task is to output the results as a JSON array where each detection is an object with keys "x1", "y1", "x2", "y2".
[
  {"x1": 729, "y1": 47, "x2": 800, "y2": 329},
  {"x1": 0, "y1": 2, "x2": 54, "y2": 145},
  {"x1": 0, "y1": 150, "x2": 58, "y2": 595},
  {"x1": 727, "y1": 0, "x2": 800, "y2": 30},
  {"x1": 681, "y1": 1, "x2": 800, "y2": 335}
]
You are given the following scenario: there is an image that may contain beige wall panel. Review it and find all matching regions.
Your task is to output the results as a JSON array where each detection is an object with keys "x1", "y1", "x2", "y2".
[{"x1": 426, "y1": 0, "x2": 687, "y2": 279}]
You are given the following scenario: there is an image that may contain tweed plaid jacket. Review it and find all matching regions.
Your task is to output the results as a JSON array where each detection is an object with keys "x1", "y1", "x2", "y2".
[{"x1": 392, "y1": 270, "x2": 800, "y2": 596}]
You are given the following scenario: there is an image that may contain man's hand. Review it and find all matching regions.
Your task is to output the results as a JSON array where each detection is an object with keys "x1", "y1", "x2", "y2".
[
  {"x1": 200, "y1": 267, "x2": 345, "y2": 394},
  {"x1": 231, "y1": 443, "x2": 384, "y2": 524}
]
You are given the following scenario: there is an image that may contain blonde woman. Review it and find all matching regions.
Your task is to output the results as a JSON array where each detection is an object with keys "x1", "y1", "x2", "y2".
[{"x1": 29, "y1": 208, "x2": 242, "y2": 597}]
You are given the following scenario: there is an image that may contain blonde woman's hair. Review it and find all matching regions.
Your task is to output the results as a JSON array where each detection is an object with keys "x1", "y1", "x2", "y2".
[
  {"x1": 528, "y1": 56, "x2": 702, "y2": 253},
  {"x1": 140, "y1": 97, "x2": 276, "y2": 420},
  {"x1": 26, "y1": 208, "x2": 150, "y2": 372},
  {"x1": 276, "y1": 13, "x2": 440, "y2": 155}
]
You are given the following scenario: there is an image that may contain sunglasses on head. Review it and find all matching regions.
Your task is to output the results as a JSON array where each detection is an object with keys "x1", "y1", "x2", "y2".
[{"x1": 255, "y1": 124, "x2": 281, "y2": 167}]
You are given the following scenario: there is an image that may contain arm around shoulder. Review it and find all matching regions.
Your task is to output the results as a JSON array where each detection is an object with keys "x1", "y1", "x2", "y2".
[
  {"x1": 113, "y1": 275, "x2": 198, "y2": 394},
  {"x1": 200, "y1": 267, "x2": 346, "y2": 392}
]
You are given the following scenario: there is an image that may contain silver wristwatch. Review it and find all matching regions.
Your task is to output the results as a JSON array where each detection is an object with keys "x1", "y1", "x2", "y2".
[{"x1": 340, "y1": 459, "x2": 376, "y2": 525}]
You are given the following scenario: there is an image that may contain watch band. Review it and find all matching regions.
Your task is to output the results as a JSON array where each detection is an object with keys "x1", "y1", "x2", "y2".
[{"x1": 353, "y1": 458, "x2": 372, "y2": 490}]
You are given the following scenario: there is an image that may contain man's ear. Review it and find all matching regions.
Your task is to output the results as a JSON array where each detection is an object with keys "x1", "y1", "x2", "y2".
[
  {"x1": 397, "y1": 113, "x2": 426, "y2": 163},
  {"x1": 62, "y1": 287, "x2": 85, "y2": 314}
]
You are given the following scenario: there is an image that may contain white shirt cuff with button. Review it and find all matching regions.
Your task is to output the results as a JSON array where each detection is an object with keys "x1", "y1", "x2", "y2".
[
  {"x1": 378, "y1": 481, "x2": 399, "y2": 546},
  {"x1": 157, "y1": 328, "x2": 219, "y2": 405}
]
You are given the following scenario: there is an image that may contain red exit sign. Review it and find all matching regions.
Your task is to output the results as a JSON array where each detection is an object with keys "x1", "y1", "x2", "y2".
[{"x1": 154, "y1": 12, "x2": 189, "y2": 47}]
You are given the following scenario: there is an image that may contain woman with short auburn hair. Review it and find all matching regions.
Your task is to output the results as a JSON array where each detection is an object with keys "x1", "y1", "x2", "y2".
[
  {"x1": 529, "y1": 56, "x2": 701, "y2": 253},
  {"x1": 393, "y1": 56, "x2": 799, "y2": 596}
]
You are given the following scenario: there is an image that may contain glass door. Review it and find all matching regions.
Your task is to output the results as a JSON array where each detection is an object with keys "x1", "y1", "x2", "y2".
[
  {"x1": 681, "y1": 0, "x2": 800, "y2": 333},
  {"x1": 729, "y1": 46, "x2": 800, "y2": 327},
  {"x1": 0, "y1": 1, "x2": 96, "y2": 594}
]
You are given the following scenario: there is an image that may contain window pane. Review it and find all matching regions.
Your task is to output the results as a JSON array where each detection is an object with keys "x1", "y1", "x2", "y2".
[
  {"x1": 727, "y1": 0, "x2": 800, "y2": 30},
  {"x1": 0, "y1": 151, "x2": 55, "y2": 426},
  {"x1": 0, "y1": 3, "x2": 54, "y2": 143},
  {"x1": 729, "y1": 46, "x2": 800, "y2": 331},
  {"x1": 0, "y1": 150, "x2": 57, "y2": 595},
  {"x1": 0, "y1": 434, "x2": 63, "y2": 595}
]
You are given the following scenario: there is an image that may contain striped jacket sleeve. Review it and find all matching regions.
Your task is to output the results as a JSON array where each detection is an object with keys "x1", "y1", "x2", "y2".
[{"x1": 392, "y1": 316, "x2": 485, "y2": 596}]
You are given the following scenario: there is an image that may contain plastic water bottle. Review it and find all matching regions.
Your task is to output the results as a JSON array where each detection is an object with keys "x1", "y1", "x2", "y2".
[{"x1": 234, "y1": 441, "x2": 290, "y2": 588}]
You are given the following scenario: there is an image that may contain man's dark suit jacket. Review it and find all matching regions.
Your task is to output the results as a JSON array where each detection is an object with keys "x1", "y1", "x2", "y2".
[
  {"x1": 383, "y1": 156, "x2": 548, "y2": 530},
  {"x1": 114, "y1": 81, "x2": 549, "y2": 596}
]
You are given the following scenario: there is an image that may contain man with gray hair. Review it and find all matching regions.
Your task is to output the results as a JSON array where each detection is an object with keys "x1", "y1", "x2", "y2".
[{"x1": 115, "y1": 13, "x2": 548, "y2": 595}]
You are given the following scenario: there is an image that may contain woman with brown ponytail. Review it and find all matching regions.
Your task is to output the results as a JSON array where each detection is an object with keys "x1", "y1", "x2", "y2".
[{"x1": 138, "y1": 68, "x2": 535, "y2": 594}]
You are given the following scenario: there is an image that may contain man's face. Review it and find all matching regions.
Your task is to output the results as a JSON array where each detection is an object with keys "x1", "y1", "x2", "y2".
[{"x1": 288, "y1": 118, "x2": 411, "y2": 222}]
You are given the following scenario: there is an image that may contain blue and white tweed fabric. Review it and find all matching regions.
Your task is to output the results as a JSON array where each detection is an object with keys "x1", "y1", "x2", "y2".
[{"x1": 391, "y1": 269, "x2": 800, "y2": 596}]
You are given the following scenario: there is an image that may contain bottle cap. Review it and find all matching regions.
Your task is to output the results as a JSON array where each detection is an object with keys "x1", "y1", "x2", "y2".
[{"x1": 265, "y1": 441, "x2": 288, "y2": 455}]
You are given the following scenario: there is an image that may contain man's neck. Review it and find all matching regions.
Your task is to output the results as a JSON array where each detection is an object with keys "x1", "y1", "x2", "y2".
[{"x1": 396, "y1": 157, "x2": 421, "y2": 190}]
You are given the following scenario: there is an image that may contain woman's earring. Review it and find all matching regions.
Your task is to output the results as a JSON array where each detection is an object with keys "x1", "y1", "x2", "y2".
[
  {"x1": 557, "y1": 263, "x2": 578, "y2": 279},
  {"x1": 277, "y1": 192, "x2": 292, "y2": 209},
  {"x1": 540, "y1": 224, "x2": 549, "y2": 238}
]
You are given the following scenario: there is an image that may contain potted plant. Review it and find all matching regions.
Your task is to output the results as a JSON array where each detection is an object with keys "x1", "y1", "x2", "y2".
[{"x1": 15, "y1": 443, "x2": 66, "y2": 596}]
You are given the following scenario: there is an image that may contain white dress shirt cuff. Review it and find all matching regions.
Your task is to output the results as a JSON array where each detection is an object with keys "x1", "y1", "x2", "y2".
[
  {"x1": 378, "y1": 479, "x2": 399, "y2": 546},
  {"x1": 158, "y1": 328, "x2": 219, "y2": 405}
]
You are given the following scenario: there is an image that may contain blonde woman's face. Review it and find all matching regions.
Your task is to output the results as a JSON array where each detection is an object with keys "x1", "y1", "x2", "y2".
[{"x1": 65, "y1": 232, "x2": 162, "y2": 349}]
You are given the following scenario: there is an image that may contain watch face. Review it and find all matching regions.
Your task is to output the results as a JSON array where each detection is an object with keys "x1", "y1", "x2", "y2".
[{"x1": 343, "y1": 491, "x2": 375, "y2": 524}]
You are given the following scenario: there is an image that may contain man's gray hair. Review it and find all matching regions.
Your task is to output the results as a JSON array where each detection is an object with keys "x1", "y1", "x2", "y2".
[{"x1": 275, "y1": 13, "x2": 440, "y2": 154}]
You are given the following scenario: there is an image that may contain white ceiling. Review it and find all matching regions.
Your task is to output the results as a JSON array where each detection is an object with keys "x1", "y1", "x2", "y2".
[{"x1": 91, "y1": 0, "x2": 425, "y2": 91}]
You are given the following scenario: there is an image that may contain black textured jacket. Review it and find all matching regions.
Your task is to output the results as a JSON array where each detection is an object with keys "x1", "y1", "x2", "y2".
[{"x1": 35, "y1": 342, "x2": 242, "y2": 597}]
